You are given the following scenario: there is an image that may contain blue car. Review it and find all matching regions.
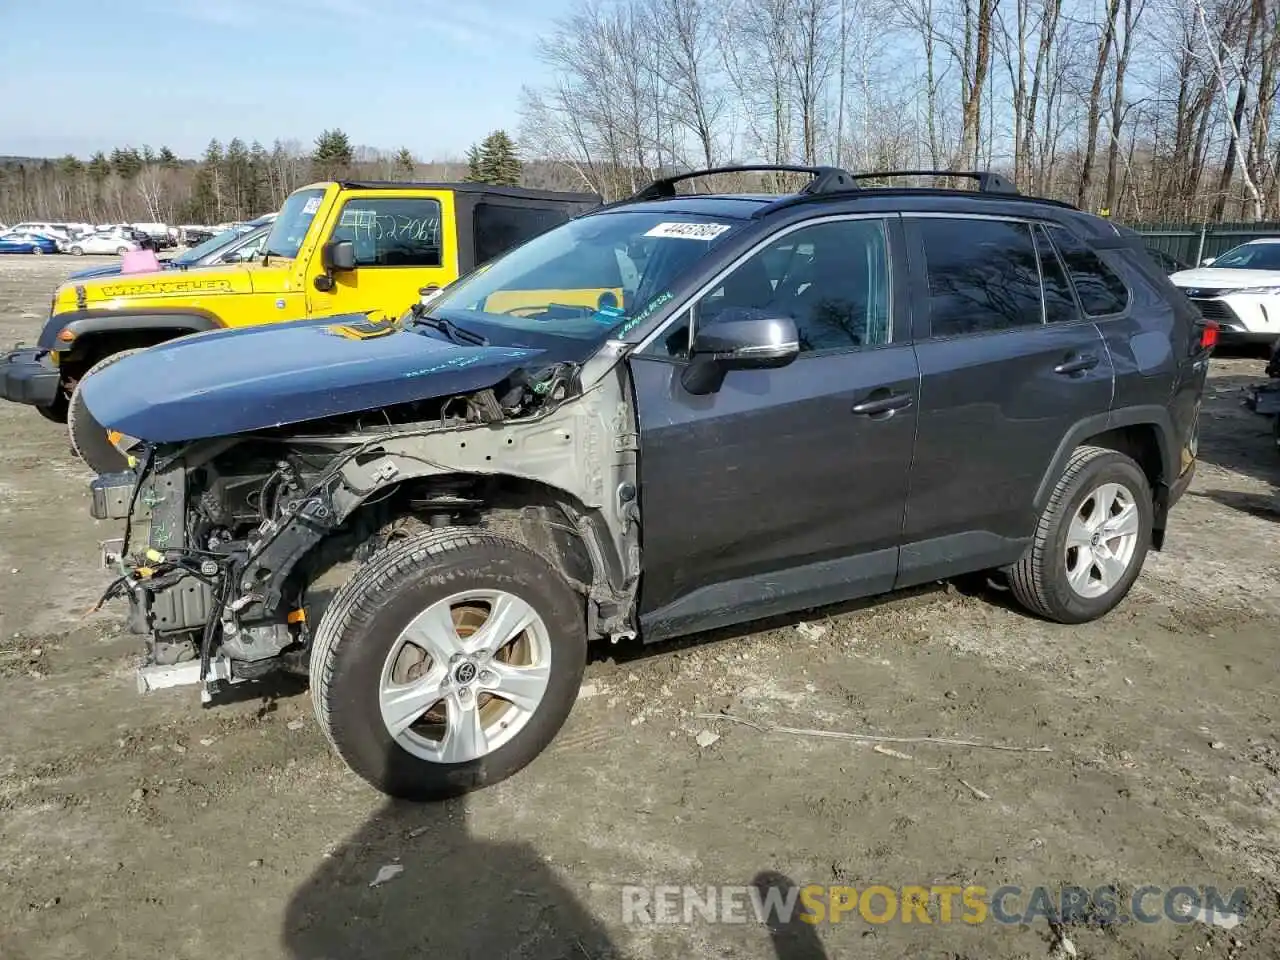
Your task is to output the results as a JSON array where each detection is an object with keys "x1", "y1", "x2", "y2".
[
  {"x1": 0, "y1": 232, "x2": 58, "y2": 255},
  {"x1": 67, "y1": 214, "x2": 276, "y2": 280}
]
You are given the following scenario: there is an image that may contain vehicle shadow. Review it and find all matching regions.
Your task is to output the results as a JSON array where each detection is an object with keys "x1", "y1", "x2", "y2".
[
  {"x1": 1185, "y1": 368, "x2": 1280, "y2": 491},
  {"x1": 1190, "y1": 488, "x2": 1280, "y2": 522}
]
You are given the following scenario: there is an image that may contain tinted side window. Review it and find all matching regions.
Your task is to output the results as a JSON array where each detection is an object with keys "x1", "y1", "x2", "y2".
[
  {"x1": 1034, "y1": 224, "x2": 1080, "y2": 324},
  {"x1": 332, "y1": 197, "x2": 442, "y2": 267},
  {"x1": 473, "y1": 203, "x2": 569, "y2": 265},
  {"x1": 1047, "y1": 225, "x2": 1129, "y2": 315},
  {"x1": 690, "y1": 218, "x2": 891, "y2": 355},
  {"x1": 919, "y1": 218, "x2": 1042, "y2": 336}
]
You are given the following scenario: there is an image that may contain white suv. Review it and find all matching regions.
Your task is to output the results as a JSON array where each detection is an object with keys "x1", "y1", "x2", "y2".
[{"x1": 1171, "y1": 237, "x2": 1280, "y2": 344}]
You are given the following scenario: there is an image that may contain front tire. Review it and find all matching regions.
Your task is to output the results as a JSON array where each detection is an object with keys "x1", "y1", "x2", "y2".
[
  {"x1": 310, "y1": 527, "x2": 587, "y2": 801},
  {"x1": 70, "y1": 246, "x2": 84, "y2": 257},
  {"x1": 68, "y1": 347, "x2": 147, "y2": 473},
  {"x1": 1008, "y1": 445, "x2": 1152, "y2": 624},
  {"x1": 116, "y1": 246, "x2": 130, "y2": 256}
]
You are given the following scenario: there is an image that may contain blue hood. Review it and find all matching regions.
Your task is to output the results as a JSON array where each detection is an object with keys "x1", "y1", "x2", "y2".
[{"x1": 79, "y1": 316, "x2": 545, "y2": 443}]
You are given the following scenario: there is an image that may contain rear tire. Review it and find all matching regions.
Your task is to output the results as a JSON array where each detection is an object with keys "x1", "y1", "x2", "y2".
[
  {"x1": 1008, "y1": 445, "x2": 1152, "y2": 624},
  {"x1": 68, "y1": 347, "x2": 147, "y2": 473},
  {"x1": 32, "y1": 246, "x2": 43, "y2": 256},
  {"x1": 70, "y1": 246, "x2": 84, "y2": 257},
  {"x1": 310, "y1": 527, "x2": 586, "y2": 801},
  {"x1": 116, "y1": 246, "x2": 129, "y2": 256}
]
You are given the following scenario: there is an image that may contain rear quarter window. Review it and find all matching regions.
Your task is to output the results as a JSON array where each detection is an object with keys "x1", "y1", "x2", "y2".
[{"x1": 1047, "y1": 225, "x2": 1130, "y2": 316}]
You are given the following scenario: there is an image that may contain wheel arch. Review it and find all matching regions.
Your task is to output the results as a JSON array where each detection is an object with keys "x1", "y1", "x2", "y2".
[
  {"x1": 1034, "y1": 408, "x2": 1177, "y2": 550},
  {"x1": 279, "y1": 468, "x2": 632, "y2": 642},
  {"x1": 47, "y1": 310, "x2": 221, "y2": 378}
]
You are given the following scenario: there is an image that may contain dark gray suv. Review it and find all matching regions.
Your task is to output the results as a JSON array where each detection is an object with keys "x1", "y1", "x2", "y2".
[{"x1": 79, "y1": 166, "x2": 1214, "y2": 801}]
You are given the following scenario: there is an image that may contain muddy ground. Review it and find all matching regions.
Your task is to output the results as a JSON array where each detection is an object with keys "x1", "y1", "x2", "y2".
[{"x1": 2, "y1": 255, "x2": 1280, "y2": 959}]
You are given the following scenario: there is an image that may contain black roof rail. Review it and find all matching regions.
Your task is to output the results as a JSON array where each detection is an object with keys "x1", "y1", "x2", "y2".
[
  {"x1": 846, "y1": 170, "x2": 1019, "y2": 194},
  {"x1": 625, "y1": 164, "x2": 857, "y2": 202}
]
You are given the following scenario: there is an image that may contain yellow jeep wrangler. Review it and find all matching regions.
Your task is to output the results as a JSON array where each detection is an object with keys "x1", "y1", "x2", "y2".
[{"x1": 0, "y1": 180, "x2": 599, "y2": 471}]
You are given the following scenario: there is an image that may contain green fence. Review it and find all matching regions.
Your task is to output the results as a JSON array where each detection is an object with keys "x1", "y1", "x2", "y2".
[{"x1": 1129, "y1": 221, "x2": 1280, "y2": 266}]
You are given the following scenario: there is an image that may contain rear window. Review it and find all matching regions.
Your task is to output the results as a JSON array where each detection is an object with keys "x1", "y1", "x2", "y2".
[{"x1": 918, "y1": 217, "x2": 1044, "y2": 336}]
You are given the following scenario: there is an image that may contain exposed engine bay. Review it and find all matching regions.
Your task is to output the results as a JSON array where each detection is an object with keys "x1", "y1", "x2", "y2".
[{"x1": 90, "y1": 355, "x2": 641, "y2": 701}]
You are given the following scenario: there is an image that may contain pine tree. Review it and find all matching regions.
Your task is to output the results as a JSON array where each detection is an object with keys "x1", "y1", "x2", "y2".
[
  {"x1": 394, "y1": 147, "x2": 415, "y2": 181},
  {"x1": 88, "y1": 151, "x2": 111, "y2": 184},
  {"x1": 247, "y1": 141, "x2": 271, "y2": 215},
  {"x1": 311, "y1": 129, "x2": 353, "y2": 180},
  {"x1": 464, "y1": 143, "x2": 484, "y2": 182},
  {"x1": 483, "y1": 130, "x2": 522, "y2": 186},
  {"x1": 464, "y1": 131, "x2": 522, "y2": 186},
  {"x1": 191, "y1": 139, "x2": 225, "y2": 222},
  {"x1": 111, "y1": 146, "x2": 143, "y2": 180},
  {"x1": 158, "y1": 146, "x2": 179, "y2": 168},
  {"x1": 224, "y1": 138, "x2": 251, "y2": 219}
]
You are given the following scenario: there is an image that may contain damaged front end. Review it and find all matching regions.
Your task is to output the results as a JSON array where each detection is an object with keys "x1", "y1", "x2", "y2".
[{"x1": 90, "y1": 354, "x2": 641, "y2": 702}]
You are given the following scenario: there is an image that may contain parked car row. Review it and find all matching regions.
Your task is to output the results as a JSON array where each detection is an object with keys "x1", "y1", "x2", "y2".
[
  {"x1": 0, "y1": 220, "x2": 235, "y2": 255},
  {"x1": 0, "y1": 168, "x2": 1213, "y2": 803},
  {"x1": 67, "y1": 213, "x2": 278, "y2": 280}
]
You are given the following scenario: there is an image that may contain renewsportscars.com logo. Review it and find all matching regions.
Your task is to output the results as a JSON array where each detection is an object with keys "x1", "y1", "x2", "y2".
[{"x1": 621, "y1": 883, "x2": 1248, "y2": 928}]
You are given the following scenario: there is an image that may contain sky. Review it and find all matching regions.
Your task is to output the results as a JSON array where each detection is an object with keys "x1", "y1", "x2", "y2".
[{"x1": 0, "y1": 0, "x2": 572, "y2": 161}]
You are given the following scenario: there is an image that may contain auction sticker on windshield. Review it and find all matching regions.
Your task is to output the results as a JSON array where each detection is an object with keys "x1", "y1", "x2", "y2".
[{"x1": 644, "y1": 222, "x2": 732, "y2": 241}]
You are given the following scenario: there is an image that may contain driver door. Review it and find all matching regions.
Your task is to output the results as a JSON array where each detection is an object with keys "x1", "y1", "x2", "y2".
[
  {"x1": 305, "y1": 191, "x2": 456, "y2": 320},
  {"x1": 630, "y1": 215, "x2": 920, "y2": 641}
]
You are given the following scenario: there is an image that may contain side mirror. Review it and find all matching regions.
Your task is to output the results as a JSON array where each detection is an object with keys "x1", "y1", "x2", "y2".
[
  {"x1": 680, "y1": 312, "x2": 800, "y2": 395},
  {"x1": 1201, "y1": 256, "x2": 1217, "y2": 266},
  {"x1": 323, "y1": 239, "x2": 356, "y2": 272},
  {"x1": 220, "y1": 251, "x2": 244, "y2": 264}
]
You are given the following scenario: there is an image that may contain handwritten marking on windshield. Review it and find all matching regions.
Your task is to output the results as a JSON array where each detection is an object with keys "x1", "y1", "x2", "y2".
[{"x1": 616, "y1": 291, "x2": 674, "y2": 336}]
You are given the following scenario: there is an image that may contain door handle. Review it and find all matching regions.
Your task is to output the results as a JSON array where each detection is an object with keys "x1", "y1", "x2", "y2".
[
  {"x1": 852, "y1": 392, "x2": 914, "y2": 416},
  {"x1": 1054, "y1": 354, "x2": 1100, "y2": 375}
]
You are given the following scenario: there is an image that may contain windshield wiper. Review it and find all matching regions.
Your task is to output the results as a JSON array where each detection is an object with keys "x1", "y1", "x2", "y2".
[{"x1": 410, "y1": 309, "x2": 488, "y2": 346}]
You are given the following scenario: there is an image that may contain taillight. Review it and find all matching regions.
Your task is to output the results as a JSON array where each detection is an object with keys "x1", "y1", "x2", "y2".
[{"x1": 1200, "y1": 320, "x2": 1219, "y2": 350}]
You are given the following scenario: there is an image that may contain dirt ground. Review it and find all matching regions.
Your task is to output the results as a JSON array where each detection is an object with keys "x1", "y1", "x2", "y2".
[{"x1": 2, "y1": 255, "x2": 1280, "y2": 960}]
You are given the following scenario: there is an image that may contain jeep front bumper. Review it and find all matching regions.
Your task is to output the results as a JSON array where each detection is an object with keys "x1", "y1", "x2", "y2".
[{"x1": 1, "y1": 346, "x2": 60, "y2": 407}]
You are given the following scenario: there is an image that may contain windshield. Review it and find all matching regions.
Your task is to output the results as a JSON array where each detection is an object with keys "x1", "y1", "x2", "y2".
[
  {"x1": 263, "y1": 187, "x2": 325, "y2": 259},
  {"x1": 175, "y1": 225, "x2": 251, "y2": 264},
  {"x1": 427, "y1": 211, "x2": 742, "y2": 340},
  {"x1": 1210, "y1": 242, "x2": 1280, "y2": 270}
]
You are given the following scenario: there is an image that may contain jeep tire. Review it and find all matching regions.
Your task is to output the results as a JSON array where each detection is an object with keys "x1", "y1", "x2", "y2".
[
  {"x1": 1009, "y1": 445, "x2": 1153, "y2": 624},
  {"x1": 68, "y1": 347, "x2": 147, "y2": 473},
  {"x1": 310, "y1": 527, "x2": 586, "y2": 801}
]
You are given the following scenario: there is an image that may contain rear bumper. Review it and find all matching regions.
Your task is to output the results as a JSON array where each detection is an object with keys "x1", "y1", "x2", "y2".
[{"x1": 1, "y1": 347, "x2": 60, "y2": 407}]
